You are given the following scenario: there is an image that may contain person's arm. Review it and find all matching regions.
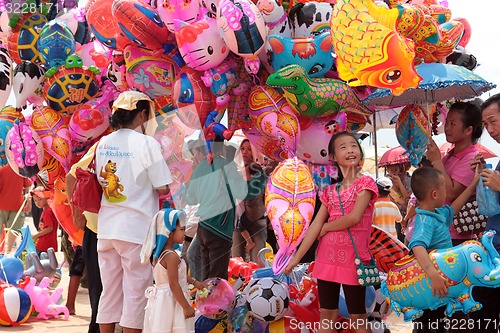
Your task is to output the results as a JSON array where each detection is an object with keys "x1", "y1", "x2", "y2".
[
  {"x1": 427, "y1": 138, "x2": 466, "y2": 201},
  {"x1": 481, "y1": 169, "x2": 500, "y2": 192},
  {"x1": 241, "y1": 230, "x2": 255, "y2": 251},
  {"x1": 413, "y1": 245, "x2": 449, "y2": 298},
  {"x1": 402, "y1": 204, "x2": 416, "y2": 231},
  {"x1": 155, "y1": 185, "x2": 170, "y2": 196},
  {"x1": 163, "y1": 253, "x2": 195, "y2": 319},
  {"x1": 283, "y1": 203, "x2": 329, "y2": 274},
  {"x1": 33, "y1": 225, "x2": 53, "y2": 240},
  {"x1": 450, "y1": 167, "x2": 480, "y2": 216},
  {"x1": 320, "y1": 190, "x2": 372, "y2": 234}
]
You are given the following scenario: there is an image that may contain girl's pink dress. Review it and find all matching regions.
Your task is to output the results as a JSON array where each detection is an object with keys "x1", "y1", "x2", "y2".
[{"x1": 313, "y1": 176, "x2": 378, "y2": 285}]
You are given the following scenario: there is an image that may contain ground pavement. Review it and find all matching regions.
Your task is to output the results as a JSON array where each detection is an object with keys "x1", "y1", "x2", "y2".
[{"x1": 3, "y1": 217, "x2": 413, "y2": 332}]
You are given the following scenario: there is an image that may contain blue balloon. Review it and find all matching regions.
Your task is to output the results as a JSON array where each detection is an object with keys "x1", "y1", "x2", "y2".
[
  {"x1": 0, "y1": 256, "x2": 24, "y2": 286},
  {"x1": 37, "y1": 21, "x2": 76, "y2": 68}
]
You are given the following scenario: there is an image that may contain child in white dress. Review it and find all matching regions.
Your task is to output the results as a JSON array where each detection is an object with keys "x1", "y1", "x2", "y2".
[{"x1": 141, "y1": 206, "x2": 205, "y2": 333}]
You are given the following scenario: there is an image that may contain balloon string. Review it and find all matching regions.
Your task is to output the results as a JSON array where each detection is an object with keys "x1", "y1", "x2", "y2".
[{"x1": 0, "y1": 258, "x2": 9, "y2": 284}]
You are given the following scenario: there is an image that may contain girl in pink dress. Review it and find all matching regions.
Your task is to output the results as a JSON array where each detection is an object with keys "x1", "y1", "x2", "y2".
[{"x1": 285, "y1": 132, "x2": 378, "y2": 333}]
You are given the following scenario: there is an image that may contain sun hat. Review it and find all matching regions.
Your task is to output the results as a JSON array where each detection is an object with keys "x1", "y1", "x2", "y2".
[{"x1": 112, "y1": 90, "x2": 157, "y2": 135}]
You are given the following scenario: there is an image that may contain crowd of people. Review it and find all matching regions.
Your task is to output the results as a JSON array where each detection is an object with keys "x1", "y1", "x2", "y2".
[{"x1": 2, "y1": 92, "x2": 500, "y2": 333}]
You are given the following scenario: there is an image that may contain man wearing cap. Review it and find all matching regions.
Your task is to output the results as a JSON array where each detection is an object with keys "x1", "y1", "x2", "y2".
[{"x1": 373, "y1": 176, "x2": 402, "y2": 236}]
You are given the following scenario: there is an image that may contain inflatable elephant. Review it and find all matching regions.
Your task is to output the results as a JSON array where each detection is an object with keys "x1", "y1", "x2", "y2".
[{"x1": 382, "y1": 230, "x2": 500, "y2": 321}]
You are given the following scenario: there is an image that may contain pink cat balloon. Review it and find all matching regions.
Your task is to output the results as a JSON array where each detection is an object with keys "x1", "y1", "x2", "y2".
[
  {"x1": 22, "y1": 277, "x2": 69, "y2": 321},
  {"x1": 158, "y1": 0, "x2": 202, "y2": 32},
  {"x1": 174, "y1": 17, "x2": 229, "y2": 71},
  {"x1": 265, "y1": 157, "x2": 316, "y2": 274}
]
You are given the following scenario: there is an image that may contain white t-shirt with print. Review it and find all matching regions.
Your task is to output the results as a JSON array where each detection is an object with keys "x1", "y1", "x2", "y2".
[{"x1": 96, "y1": 129, "x2": 172, "y2": 244}]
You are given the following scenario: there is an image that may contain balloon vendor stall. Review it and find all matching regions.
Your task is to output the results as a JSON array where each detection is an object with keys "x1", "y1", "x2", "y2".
[{"x1": 0, "y1": 0, "x2": 498, "y2": 330}]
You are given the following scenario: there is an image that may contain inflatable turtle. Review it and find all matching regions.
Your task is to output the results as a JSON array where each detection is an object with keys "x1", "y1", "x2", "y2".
[
  {"x1": 42, "y1": 54, "x2": 101, "y2": 115},
  {"x1": 7, "y1": 13, "x2": 48, "y2": 64}
]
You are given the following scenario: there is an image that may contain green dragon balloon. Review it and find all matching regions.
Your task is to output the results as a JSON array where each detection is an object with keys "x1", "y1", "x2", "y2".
[{"x1": 266, "y1": 64, "x2": 372, "y2": 121}]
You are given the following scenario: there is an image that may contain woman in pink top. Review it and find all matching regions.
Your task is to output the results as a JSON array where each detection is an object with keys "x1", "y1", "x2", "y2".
[
  {"x1": 427, "y1": 101, "x2": 483, "y2": 245},
  {"x1": 285, "y1": 132, "x2": 378, "y2": 333}
]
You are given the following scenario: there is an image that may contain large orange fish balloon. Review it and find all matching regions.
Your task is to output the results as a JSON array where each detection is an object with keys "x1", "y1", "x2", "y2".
[
  {"x1": 330, "y1": 0, "x2": 422, "y2": 96},
  {"x1": 265, "y1": 157, "x2": 316, "y2": 274}
]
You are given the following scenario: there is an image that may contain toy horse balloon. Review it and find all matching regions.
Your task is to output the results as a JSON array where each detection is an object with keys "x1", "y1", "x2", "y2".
[{"x1": 265, "y1": 157, "x2": 315, "y2": 274}]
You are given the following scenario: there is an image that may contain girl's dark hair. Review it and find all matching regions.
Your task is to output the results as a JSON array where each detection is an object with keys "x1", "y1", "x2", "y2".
[
  {"x1": 109, "y1": 100, "x2": 150, "y2": 130},
  {"x1": 448, "y1": 101, "x2": 483, "y2": 143},
  {"x1": 327, "y1": 131, "x2": 363, "y2": 183}
]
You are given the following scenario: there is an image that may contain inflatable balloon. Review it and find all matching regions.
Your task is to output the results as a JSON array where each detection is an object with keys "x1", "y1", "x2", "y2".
[
  {"x1": 107, "y1": 51, "x2": 128, "y2": 92},
  {"x1": 195, "y1": 315, "x2": 228, "y2": 332},
  {"x1": 7, "y1": 13, "x2": 47, "y2": 64},
  {"x1": 242, "y1": 127, "x2": 288, "y2": 161},
  {"x1": 0, "y1": 107, "x2": 24, "y2": 166},
  {"x1": 370, "y1": 226, "x2": 409, "y2": 274},
  {"x1": 288, "y1": 2, "x2": 333, "y2": 38},
  {"x1": 269, "y1": 32, "x2": 333, "y2": 78},
  {"x1": 30, "y1": 106, "x2": 72, "y2": 172},
  {"x1": 5, "y1": 120, "x2": 44, "y2": 178},
  {"x1": 296, "y1": 113, "x2": 346, "y2": 165},
  {"x1": 0, "y1": 287, "x2": 32, "y2": 326},
  {"x1": 267, "y1": 316, "x2": 302, "y2": 333},
  {"x1": 245, "y1": 278, "x2": 289, "y2": 322},
  {"x1": 158, "y1": 0, "x2": 202, "y2": 32},
  {"x1": 0, "y1": 48, "x2": 12, "y2": 109},
  {"x1": 382, "y1": 231, "x2": 500, "y2": 321},
  {"x1": 392, "y1": 3, "x2": 464, "y2": 64},
  {"x1": 226, "y1": 57, "x2": 254, "y2": 130},
  {"x1": 172, "y1": 66, "x2": 216, "y2": 129},
  {"x1": 23, "y1": 249, "x2": 59, "y2": 282},
  {"x1": 265, "y1": 157, "x2": 316, "y2": 274},
  {"x1": 257, "y1": 0, "x2": 292, "y2": 41},
  {"x1": 330, "y1": 0, "x2": 421, "y2": 95},
  {"x1": 112, "y1": 0, "x2": 173, "y2": 52},
  {"x1": 288, "y1": 276, "x2": 320, "y2": 324},
  {"x1": 37, "y1": 21, "x2": 76, "y2": 68},
  {"x1": 69, "y1": 89, "x2": 114, "y2": 142},
  {"x1": 266, "y1": 64, "x2": 372, "y2": 120},
  {"x1": 55, "y1": 9, "x2": 92, "y2": 48},
  {"x1": 12, "y1": 61, "x2": 45, "y2": 109},
  {"x1": 22, "y1": 276, "x2": 69, "y2": 320},
  {"x1": 35, "y1": 154, "x2": 65, "y2": 191},
  {"x1": 217, "y1": 0, "x2": 267, "y2": 74},
  {"x1": 174, "y1": 17, "x2": 230, "y2": 72},
  {"x1": 228, "y1": 306, "x2": 261, "y2": 333},
  {"x1": 395, "y1": 104, "x2": 429, "y2": 167},
  {"x1": 51, "y1": 178, "x2": 84, "y2": 246},
  {"x1": 42, "y1": 54, "x2": 101, "y2": 114},
  {"x1": 248, "y1": 85, "x2": 300, "y2": 154},
  {"x1": 228, "y1": 257, "x2": 259, "y2": 283},
  {"x1": 455, "y1": 17, "x2": 471, "y2": 48},
  {"x1": 76, "y1": 40, "x2": 112, "y2": 74},
  {"x1": 196, "y1": 278, "x2": 235, "y2": 319},
  {"x1": 86, "y1": 0, "x2": 130, "y2": 50},
  {"x1": 0, "y1": 256, "x2": 24, "y2": 286},
  {"x1": 124, "y1": 44, "x2": 179, "y2": 100}
]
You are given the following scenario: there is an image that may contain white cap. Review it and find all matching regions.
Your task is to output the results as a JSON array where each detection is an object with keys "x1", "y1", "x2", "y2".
[{"x1": 376, "y1": 176, "x2": 393, "y2": 191}]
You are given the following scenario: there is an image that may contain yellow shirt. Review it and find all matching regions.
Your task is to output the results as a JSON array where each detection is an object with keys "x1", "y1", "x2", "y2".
[{"x1": 69, "y1": 143, "x2": 98, "y2": 233}]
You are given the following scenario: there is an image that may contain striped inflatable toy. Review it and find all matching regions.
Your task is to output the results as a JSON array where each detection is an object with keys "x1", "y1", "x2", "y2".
[{"x1": 0, "y1": 287, "x2": 32, "y2": 326}]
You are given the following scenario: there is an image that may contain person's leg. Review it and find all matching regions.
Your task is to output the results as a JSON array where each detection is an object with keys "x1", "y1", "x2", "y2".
[
  {"x1": 197, "y1": 227, "x2": 211, "y2": 280},
  {"x1": 82, "y1": 227, "x2": 101, "y2": 333},
  {"x1": 248, "y1": 218, "x2": 268, "y2": 264},
  {"x1": 117, "y1": 240, "x2": 153, "y2": 332},
  {"x1": 343, "y1": 284, "x2": 370, "y2": 333},
  {"x1": 231, "y1": 229, "x2": 245, "y2": 259},
  {"x1": 187, "y1": 235, "x2": 203, "y2": 281},
  {"x1": 316, "y1": 279, "x2": 341, "y2": 333},
  {"x1": 66, "y1": 245, "x2": 85, "y2": 315},
  {"x1": 6, "y1": 210, "x2": 24, "y2": 253},
  {"x1": 469, "y1": 286, "x2": 500, "y2": 333},
  {"x1": 97, "y1": 239, "x2": 123, "y2": 333},
  {"x1": 61, "y1": 230, "x2": 75, "y2": 266},
  {"x1": 198, "y1": 227, "x2": 232, "y2": 279}
]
